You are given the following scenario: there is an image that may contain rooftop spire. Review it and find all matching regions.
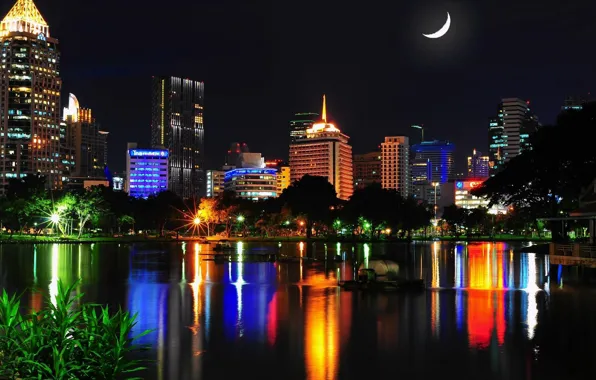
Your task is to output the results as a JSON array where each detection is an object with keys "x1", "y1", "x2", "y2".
[
  {"x1": 322, "y1": 94, "x2": 327, "y2": 123},
  {"x1": 0, "y1": 0, "x2": 49, "y2": 37}
]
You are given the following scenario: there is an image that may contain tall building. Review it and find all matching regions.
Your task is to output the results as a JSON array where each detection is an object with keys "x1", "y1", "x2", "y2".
[
  {"x1": 125, "y1": 143, "x2": 168, "y2": 199},
  {"x1": 0, "y1": 0, "x2": 62, "y2": 193},
  {"x1": 289, "y1": 95, "x2": 353, "y2": 200},
  {"x1": 411, "y1": 157, "x2": 431, "y2": 184},
  {"x1": 62, "y1": 93, "x2": 108, "y2": 178},
  {"x1": 205, "y1": 169, "x2": 225, "y2": 198},
  {"x1": 411, "y1": 140, "x2": 454, "y2": 183},
  {"x1": 225, "y1": 142, "x2": 249, "y2": 167},
  {"x1": 488, "y1": 98, "x2": 540, "y2": 175},
  {"x1": 381, "y1": 136, "x2": 410, "y2": 197},
  {"x1": 150, "y1": 76, "x2": 205, "y2": 199},
  {"x1": 224, "y1": 152, "x2": 277, "y2": 201},
  {"x1": 290, "y1": 112, "x2": 319, "y2": 143},
  {"x1": 353, "y1": 151, "x2": 381, "y2": 190},
  {"x1": 467, "y1": 149, "x2": 489, "y2": 178}
]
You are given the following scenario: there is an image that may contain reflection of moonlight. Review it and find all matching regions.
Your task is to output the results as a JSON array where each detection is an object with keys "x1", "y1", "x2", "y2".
[{"x1": 423, "y1": 12, "x2": 451, "y2": 39}]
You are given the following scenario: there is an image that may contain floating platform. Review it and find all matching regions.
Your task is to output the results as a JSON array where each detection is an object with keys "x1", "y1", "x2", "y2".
[{"x1": 339, "y1": 279, "x2": 425, "y2": 292}]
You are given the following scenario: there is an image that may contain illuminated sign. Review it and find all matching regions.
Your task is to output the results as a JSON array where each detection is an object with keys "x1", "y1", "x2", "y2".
[
  {"x1": 224, "y1": 168, "x2": 277, "y2": 181},
  {"x1": 129, "y1": 149, "x2": 168, "y2": 158},
  {"x1": 456, "y1": 181, "x2": 483, "y2": 190}
]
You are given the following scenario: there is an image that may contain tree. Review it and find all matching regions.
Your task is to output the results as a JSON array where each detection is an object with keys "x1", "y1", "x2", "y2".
[
  {"x1": 197, "y1": 198, "x2": 219, "y2": 236},
  {"x1": 441, "y1": 204, "x2": 467, "y2": 235},
  {"x1": 278, "y1": 175, "x2": 337, "y2": 238},
  {"x1": 70, "y1": 188, "x2": 106, "y2": 238},
  {"x1": 148, "y1": 191, "x2": 183, "y2": 237}
]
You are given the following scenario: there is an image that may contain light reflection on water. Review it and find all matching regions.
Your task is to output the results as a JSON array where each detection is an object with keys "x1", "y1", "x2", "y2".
[{"x1": 0, "y1": 241, "x2": 591, "y2": 379}]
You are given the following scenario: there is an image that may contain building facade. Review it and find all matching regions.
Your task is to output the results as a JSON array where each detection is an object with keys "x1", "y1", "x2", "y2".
[
  {"x1": 225, "y1": 142, "x2": 249, "y2": 167},
  {"x1": 467, "y1": 149, "x2": 490, "y2": 178},
  {"x1": 0, "y1": 0, "x2": 62, "y2": 193},
  {"x1": 265, "y1": 159, "x2": 291, "y2": 195},
  {"x1": 205, "y1": 169, "x2": 225, "y2": 198},
  {"x1": 290, "y1": 112, "x2": 319, "y2": 143},
  {"x1": 488, "y1": 98, "x2": 540, "y2": 175},
  {"x1": 62, "y1": 93, "x2": 108, "y2": 178},
  {"x1": 224, "y1": 168, "x2": 277, "y2": 201},
  {"x1": 353, "y1": 151, "x2": 381, "y2": 190},
  {"x1": 150, "y1": 76, "x2": 204, "y2": 199},
  {"x1": 439, "y1": 179, "x2": 507, "y2": 214},
  {"x1": 289, "y1": 95, "x2": 353, "y2": 200},
  {"x1": 381, "y1": 136, "x2": 409, "y2": 197},
  {"x1": 125, "y1": 143, "x2": 169, "y2": 199},
  {"x1": 411, "y1": 140, "x2": 454, "y2": 184}
]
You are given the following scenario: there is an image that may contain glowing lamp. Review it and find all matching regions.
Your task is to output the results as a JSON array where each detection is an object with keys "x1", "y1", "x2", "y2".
[
  {"x1": 193, "y1": 217, "x2": 201, "y2": 225},
  {"x1": 50, "y1": 214, "x2": 60, "y2": 224}
]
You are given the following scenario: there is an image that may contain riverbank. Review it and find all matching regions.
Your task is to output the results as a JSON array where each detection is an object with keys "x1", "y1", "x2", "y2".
[{"x1": 0, "y1": 234, "x2": 552, "y2": 245}]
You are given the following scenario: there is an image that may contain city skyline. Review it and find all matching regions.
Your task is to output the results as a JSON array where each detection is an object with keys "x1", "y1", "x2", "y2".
[{"x1": 15, "y1": 0, "x2": 594, "y2": 173}]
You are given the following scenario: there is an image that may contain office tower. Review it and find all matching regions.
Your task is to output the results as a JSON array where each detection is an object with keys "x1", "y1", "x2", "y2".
[
  {"x1": 289, "y1": 95, "x2": 353, "y2": 200},
  {"x1": 411, "y1": 140, "x2": 454, "y2": 183},
  {"x1": 467, "y1": 149, "x2": 490, "y2": 178},
  {"x1": 225, "y1": 142, "x2": 249, "y2": 167},
  {"x1": 488, "y1": 98, "x2": 540, "y2": 175},
  {"x1": 150, "y1": 76, "x2": 204, "y2": 199},
  {"x1": 0, "y1": 0, "x2": 61, "y2": 193},
  {"x1": 411, "y1": 157, "x2": 431, "y2": 184},
  {"x1": 125, "y1": 142, "x2": 168, "y2": 198},
  {"x1": 353, "y1": 151, "x2": 381, "y2": 190},
  {"x1": 206, "y1": 169, "x2": 225, "y2": 198},
  {"x1": 62, "y1": 93, "x2": 108, "y2": 178},
  {"x1": 290, "y1": 112, "x2": 319, "y2": 143},
  {"x1": 381, "y1": 136, "x2": 410, "y2": 197},
  {"x1": 224, "y1": 153, "x2": 277, "y2": 200}
]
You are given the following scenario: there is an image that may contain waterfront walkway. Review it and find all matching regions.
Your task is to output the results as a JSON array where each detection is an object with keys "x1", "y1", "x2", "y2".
[{"x1": 549, "y1": 243, "x2": 596, "y2": 268}]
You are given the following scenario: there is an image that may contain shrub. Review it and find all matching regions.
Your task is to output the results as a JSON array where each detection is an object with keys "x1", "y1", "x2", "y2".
[{"x1": 0, "y1": 281, "x2": 151, "y2": 379}]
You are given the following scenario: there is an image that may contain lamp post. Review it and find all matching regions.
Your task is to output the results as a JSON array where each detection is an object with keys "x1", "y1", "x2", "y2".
[{"x1": 411, "y1": 124, "x2": 425, "y2": 143}]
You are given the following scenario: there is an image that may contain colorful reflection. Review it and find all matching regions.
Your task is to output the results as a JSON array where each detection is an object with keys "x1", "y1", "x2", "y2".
[{"x1": 305, "y1": 288, "x2": 339, "y2": 380}]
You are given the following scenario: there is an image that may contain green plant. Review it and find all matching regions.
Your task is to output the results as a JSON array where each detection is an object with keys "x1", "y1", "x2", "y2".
[{"x1": 0, "y1": 281, "x2": 151, "y2": 379}]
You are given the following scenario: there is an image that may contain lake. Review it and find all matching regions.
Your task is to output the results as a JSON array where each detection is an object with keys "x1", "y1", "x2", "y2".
[{"x1": 0, "y1": 241, "x2": 595, "y2": 379}]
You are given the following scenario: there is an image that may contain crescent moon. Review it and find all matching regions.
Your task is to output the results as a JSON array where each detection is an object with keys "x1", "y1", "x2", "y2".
[{"x1": 423, "y1": 12, "x2": 451, "y2": 39}]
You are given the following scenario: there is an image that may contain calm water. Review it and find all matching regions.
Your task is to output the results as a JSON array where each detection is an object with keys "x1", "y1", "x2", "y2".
[{"x1": 0, "y1": 241, "x2": 595, "y2": 379}]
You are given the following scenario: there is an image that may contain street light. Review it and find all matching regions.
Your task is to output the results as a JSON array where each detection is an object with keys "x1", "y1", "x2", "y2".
[
  {"x1": 237, "y1": 215, "x2": 245, "y2": 223},
  {"x1": 411, "y1": 124, "x2": 424, "y2": 142},
  {"x1": 193, "y1": 217, "x2": 201, "y2": 225},
  {"x1": 50, "y1": 213, "x2": 60, "y2": 224}
]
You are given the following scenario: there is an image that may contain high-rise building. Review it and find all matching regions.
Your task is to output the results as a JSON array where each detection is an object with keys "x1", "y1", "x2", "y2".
[
  {"x1": 290, "y1": 112, "x2": 319, "y2": 143},
  {"x1": 62, "y1": 93, "x2": 108, "y2": 178},
  {"x1": 488, "y1": 98, "x2": 540, "y2": 175},
  {"x1": 150, "y1": 76, "x2": 205, "y2": 199},
  {"x1": 224, "y1": 152, "x2": 277, "y2": 200},
  {"x1": 125, "y1": 143, "x2": 169, "y2": 199},
  {"x1": 225, "y1": 142, "x2": 249, "y2": 167},
  {"x1": 381, "y1": 136, "x2": 410, "y2": 197},
  {"x1": 467, "y1": 149, "x2": 490, "y2": 178},
  {"x1": 0, "y1": 0, "x2": 62, "y2": 193},
  {"x1": 411, "y1": 157, "x2": 431, "y2": 184},
  {"x1": 353, "y1": 151, "x2": 381, "y2": 190},
  {"x1": 411, "y1": 140, "x2": 454, "y2": 184},
  {"x1": 206, "y1": 169, "x2": 225, "y2": 198},
  {"x1": 289, "y1": 95, "x2": 353, "y2": 200}
]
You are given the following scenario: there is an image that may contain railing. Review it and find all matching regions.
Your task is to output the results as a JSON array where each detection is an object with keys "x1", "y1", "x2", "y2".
[
  {"x1": 554, "y1": 244, "x2": 574, "y2": 257},
  {"x1": 579, "y1": 245, "x2": 596, "y2": 259},
  {"x1": 550, "y1": 243, "x2": 596, "y2": 267}
]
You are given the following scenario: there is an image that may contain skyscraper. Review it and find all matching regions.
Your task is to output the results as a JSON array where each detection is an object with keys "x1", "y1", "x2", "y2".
[
  {"x1": 467, "y1": 149, "x2": 489, "y2": 178},
  {"x1": 411, "y1": 140, "x2": 455, "y2": 183},
  {"x1": 353, "y1": 151, "x2": 381, "y2": 190},
  {"x1": 289, "y1": 112, "x2": 319, "y2": 143},
  {"x1": 381, "y1": 136, "x2": 410, "y2": 197},
  {"x1": 488, "y1": 98, "x2": 540, "y2": 175},
  {"x1": 151, "y1": 76, "x2": 205, "y2": 199},
  {"x1": 0, "y1": 0, "x2": 62, "y2": 193},
  {"x1": 289, "y1": 95, "x2": 353, "y2": 200},
  {"x1": 62, "y1": 93, "x2": 108, "y2": 178}
]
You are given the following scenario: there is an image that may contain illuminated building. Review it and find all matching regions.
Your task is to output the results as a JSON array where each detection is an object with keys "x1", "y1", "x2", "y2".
[
  {"x1": 224, "y1": 152, "x2": 277, "y2": 200},
  {"x1": 489, "y1": 98, "x2": 540, "y2": 176},
  {"x1": 62, "y1": 93, "x2": 108, "y2": 179},
  {"x1": 289, "y1": 95, "x2": 353, "y2": 200},
  {"x1": 353, "y1": 151, "x2": 381, "y2": 189},
  {"x1": 467, "y1": 149, "x2": 489, "y2": 178},
  {"x1": 411, "y1": 140, "x2": 454, "y2": 183},
  {"x1": 0, "y1": 0, "x2": 62, "y2": 193},
  {"x1": 381, "y1": 136, "x2": 410, "y2": 197},
  {"x1": 562, "y1": 95, "x2": 589, "y2": 111},
  {"x1": 205, "y1": 169, "x2": 224, "y2": 198},
  {"x1": 125, "y1": 143, "x2": 168, "y2": 199},
  {"x1": 112, "y1": 176, "x2": 124, "y2": 191},
  {"x1": 265, "y1": 159, "x2": 290, "y2": 195},
  {"x1": 225, "y1": 142, "x2": 249, "y2": 167},
  {"x1": 290, "y1": 112, "x2": 319, "y2": 143},
  {"x1": 150, "y1": 76, "x2": 204, "y2": 199},
  {"x1": 441, "y1": 179, "x2": 507, "y2": 214}
]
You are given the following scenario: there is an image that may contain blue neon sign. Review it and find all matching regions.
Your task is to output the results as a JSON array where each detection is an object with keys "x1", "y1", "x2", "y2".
[
  {"x1": 129, "y1": 149, "x2": 168, "y2": 158},
  {"x1": 455, "y1": 181, "x2": 464, "y2": 189},
  {"x1": 224, "y1": 168, "x2": 277, "y2": 181}
]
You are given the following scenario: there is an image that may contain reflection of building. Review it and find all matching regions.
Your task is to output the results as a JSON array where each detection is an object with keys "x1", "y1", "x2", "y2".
[
  {"x1": 150, "y1": 76, "x2": 205, "y2": 198},
  {"x1": 304, "y1": 287, "x2": 338, "y2": 380},
  {"x1": 467, "y1": 149, "x2": 489, "y2": 178},
  {"x1": 289, "y1": 95, "x2": 353, "y2": 200},
  {"x1": 411, "y1": 140, "x2": 454, "y2": 183},
  {"x1": 290, "y1": 112, "x2": 319, "y2": 143},
  {"x1": 489, "y1": 98, "x2": 540, "y2": 176},
  {"x1": 353, "y1": 151, "x2": 381, "y2": 189},
  {"x1": 0, "y1": 0, "x2": 63, "y2": 193},
  {"x1": 125, "y1": 143, "x2": 169, "y2": 198},
  {"x1": 381, "y1": 136, "x2": 410, "y2": 197},
  {"x1": 206, "y1": 169, "x2": 225, "y2": 198}
]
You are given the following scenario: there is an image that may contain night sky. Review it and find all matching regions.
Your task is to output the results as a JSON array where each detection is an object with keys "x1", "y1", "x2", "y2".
[{"x1": 27, "y1": 0, "x2": 596, "y2": 172}]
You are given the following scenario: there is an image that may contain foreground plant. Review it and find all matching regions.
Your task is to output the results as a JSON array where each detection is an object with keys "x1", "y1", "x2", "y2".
[{"x1": 0, "y1": 281, "x2": 151, "y2": 379}]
